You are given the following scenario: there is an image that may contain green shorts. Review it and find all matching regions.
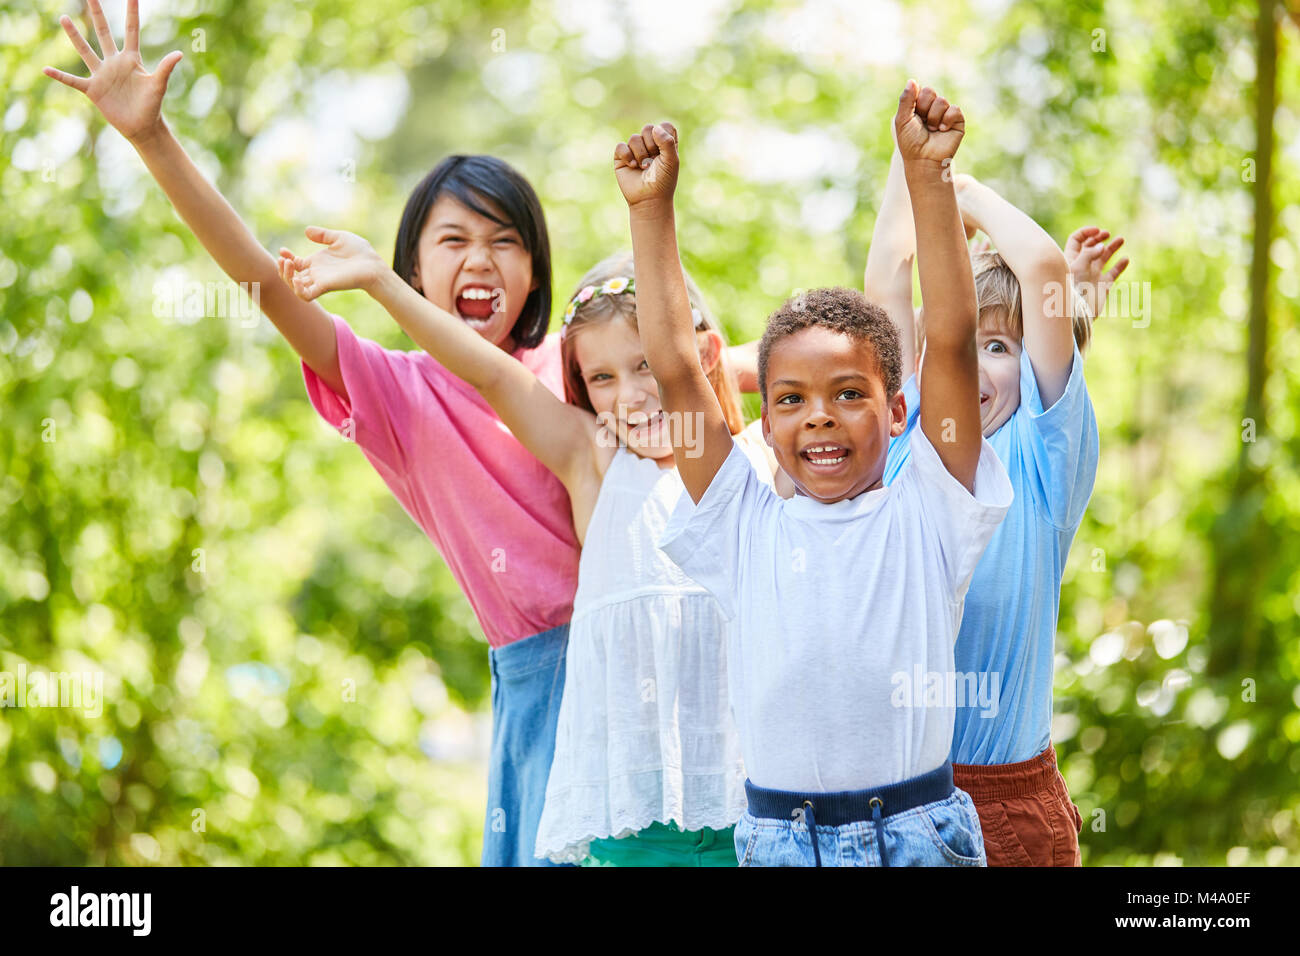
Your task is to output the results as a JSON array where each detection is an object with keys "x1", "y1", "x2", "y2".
[{"x1": 583, "y1": 822, "x2": 738, "y2": 867}]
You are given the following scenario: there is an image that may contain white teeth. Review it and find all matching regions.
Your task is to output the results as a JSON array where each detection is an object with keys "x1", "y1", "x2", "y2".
[{"x1": 460, "y1": 288, "x2": 495, "y2": 300}]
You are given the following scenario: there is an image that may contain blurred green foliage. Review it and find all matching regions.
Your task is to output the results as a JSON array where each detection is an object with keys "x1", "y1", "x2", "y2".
[{"x1": 1, "y1": 0, "x2": 1296, "y2": 865}]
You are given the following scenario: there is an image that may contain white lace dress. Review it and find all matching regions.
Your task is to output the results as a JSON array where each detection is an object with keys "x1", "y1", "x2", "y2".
[{"x1": 534, "y1": 441, "x2": 771, "y2": 864}]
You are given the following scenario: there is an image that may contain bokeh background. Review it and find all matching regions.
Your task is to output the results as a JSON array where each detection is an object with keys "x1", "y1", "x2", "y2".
[{"x1": 1, "y1": 0, "x2": 1297, "y2": 865}]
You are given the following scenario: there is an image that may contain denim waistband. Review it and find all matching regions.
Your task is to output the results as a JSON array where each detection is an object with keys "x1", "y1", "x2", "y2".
[
  {"x1": 745, "y1": 762, "x2": 954, "y2": 828},
  {"x1": 489, "y1": 623, "x2": 570, "y2": 680}
]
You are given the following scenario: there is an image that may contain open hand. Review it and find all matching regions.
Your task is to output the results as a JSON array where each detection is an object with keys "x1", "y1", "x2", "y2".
[
  {"x1": 43, "y1": 0, "x2": 182, "y2": 143},
  {"x1": 614, "y1": 122, "x2": 680, "y2": 210},
  {"x1": 1066, "y1": 226, "x2": 1129, "y2": 318},
  {"x1": 894, "y1": 80, "x2": 964, "y2": 167},
  {"x1": 278, "y1": 227, "x2": 386, "y2": 302}
]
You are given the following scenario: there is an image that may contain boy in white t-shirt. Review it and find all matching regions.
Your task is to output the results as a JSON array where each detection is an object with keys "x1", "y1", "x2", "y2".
[{"x1": 615, "y1": 82, "x2": 1014, "y2": 866}]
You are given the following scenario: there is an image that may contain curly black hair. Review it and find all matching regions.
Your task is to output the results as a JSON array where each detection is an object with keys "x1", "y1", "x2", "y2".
[{"x1": 757, "y1": 287, "x2": 902, "y2": 403}]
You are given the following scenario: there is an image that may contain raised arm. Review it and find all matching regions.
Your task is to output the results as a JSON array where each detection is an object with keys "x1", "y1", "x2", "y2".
[
  {"x1": 281, "y1": 229, "x2": 597, "y2": 493},
  {"x1": 864, "y1": 138, "x2": 919, "y2": 379},
  {"x1": 615, "y1": 123, "x2": 733, "y2": 504},
  {"x1": 43, "y1": 0, "x2": 343, "y2": 396},
  {"x1": 896, "y1": 82, "x2": 981, "y2": 493},
  {"x1": 954, "y1": 174, "x2": 1072, "y2": 406}
]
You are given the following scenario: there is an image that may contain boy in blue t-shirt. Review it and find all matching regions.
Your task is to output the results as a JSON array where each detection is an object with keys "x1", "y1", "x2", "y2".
[{"x1": 865, "y1": 141, "x2": 1104, "y2": 865}]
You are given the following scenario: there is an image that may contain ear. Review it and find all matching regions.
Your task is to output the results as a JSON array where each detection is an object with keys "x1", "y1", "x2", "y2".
[
  {"x1": 760, "y1": 404, "x2": 773, "y2": 447},
  {"x1": 697, "y1": 329, "x2": 724, "y2": 375},
  {"x1": 889, "y1": 387, "x2": 908, "y2": 438},
  {"x1": 410, "y1": 262, "x2": 423, "y2": 295}
]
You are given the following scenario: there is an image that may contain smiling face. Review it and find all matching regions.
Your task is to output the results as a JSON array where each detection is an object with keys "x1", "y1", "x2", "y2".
[
  {"x1": 975, "y1": 307, "x2": 1022, "y2": 435},
  {"x1": 572, "y1": 316, "x2": 674, "y2": 463},
  {"x1": 410, "y1": 194, "x2": 538, "y2": 352},
  {"x1": 761, "y1": 326, "x2": 907, "y2": 503}
]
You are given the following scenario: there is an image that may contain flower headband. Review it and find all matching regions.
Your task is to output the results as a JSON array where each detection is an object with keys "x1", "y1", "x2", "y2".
[{"x1": 562, "y1": 275, "x2": 704, "y2": 328}]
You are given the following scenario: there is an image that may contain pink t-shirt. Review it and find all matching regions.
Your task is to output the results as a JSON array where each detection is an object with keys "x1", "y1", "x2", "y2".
[{"x1": 301, "y1": 314, "x2": 580, "y2": 648}]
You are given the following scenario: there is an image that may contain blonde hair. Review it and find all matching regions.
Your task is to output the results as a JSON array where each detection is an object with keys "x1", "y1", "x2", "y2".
[
  {"x1": 560, "y1": 251, "x2": 744, "y2": 435},
  {"x1": 915, "y1": 250, "x2": 1092, "y2": 354}
]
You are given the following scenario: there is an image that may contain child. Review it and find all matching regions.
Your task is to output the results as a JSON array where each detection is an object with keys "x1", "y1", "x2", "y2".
[
  {"x1": 44, "y1": 0, "x2": 761, "y2": 868},
  {"x1": 623, "y1": 81, "x2": 1013, "y2": 866},
  {"x1": 278, "y1": 236, "x2": 775, "y2": 865},
  {"x1": 865, "y1": 136, "x2": 1102, "y2": 866}
]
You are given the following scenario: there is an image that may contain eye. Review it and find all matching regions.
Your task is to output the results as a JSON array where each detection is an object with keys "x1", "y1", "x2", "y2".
[
  {"x1": 587, "y1": 372, "x2": 612, "y2": 384},
  {"x1": 776, "y1": 393, "x2": 802, "y2": 405},
  {"x1": 494, "y1": 237, "x2": 519, "y2": 247},
  {"x1": 638, "y1": 359, "x2": 651, "y2": 371},
  {"x1": 984, "y1": 340, "x2": 1007, "y2": 354},
  {"x1": 440, "y1": 235, "x2": 466, "y2": 245},
  {"x1": 838, "y1": 389, "x2": 864, "y2": 400}
]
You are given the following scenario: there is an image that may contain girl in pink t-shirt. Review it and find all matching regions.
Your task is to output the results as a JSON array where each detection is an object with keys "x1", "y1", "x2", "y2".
[{"x1": 46, "y1": 1, "x2": 565, "y2": 868}]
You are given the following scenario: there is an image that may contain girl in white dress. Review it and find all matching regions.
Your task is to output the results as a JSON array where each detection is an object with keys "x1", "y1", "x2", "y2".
[{"x1": 279, "y1": 236, "x2": 773, "y2": 865}]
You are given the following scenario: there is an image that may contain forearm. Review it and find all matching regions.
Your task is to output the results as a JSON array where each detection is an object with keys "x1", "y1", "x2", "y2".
[
  {"x1": 727, "y1": 340, "x2": 759, "y2": 394},
  {"x1": 906, "y1": 161, "x2": 976, "y2": 348},
  {"x1": 959, "y1": 180, "x2": 1067, "y2": 291},
  {"x1": 628, "y1": 205, "x2": 702, "y2": 389},
  {"x1": 962, "y1": 179, "x2": 1072, "y2": 397},
  {"x1": 864, "y1": 147, "x2": 918, "y2": 372},
  {"x1": 368, "y1": 269, "x2": 503, "y2": 393},
  {"x1": 131, "y1": 120, "x2": 282, "y2": 285},
  {"x1": 130, "y1": 120, "x2": 341, "y2": 384}
]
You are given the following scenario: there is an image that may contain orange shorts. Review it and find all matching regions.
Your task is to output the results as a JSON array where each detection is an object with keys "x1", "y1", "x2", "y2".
[{"x1": 953, "y1": 745, "x2": 1082, "y2": 867}]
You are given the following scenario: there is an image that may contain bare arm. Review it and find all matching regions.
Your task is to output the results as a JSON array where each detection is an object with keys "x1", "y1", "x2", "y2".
[
  {"x1": 864, "y1": 143, "x2": 919, "y2": 379},
  {"x1": 616, "y1": 124, "x2": 734, "y2": 504},
  {"x1": 956, "y1": 175, "x2": 1072, "y2": 406},
  {"x1": 727, "y1": 340, "x2": 760, "y2": 393},
  {"x1": 284, "y1": 229, "x2": 598, "y2": 493},
  {"x1": 43, "y1": 0, "x2": 343, "y2": 396},
  {"x1": 896, "y1": 82, "x2": 982, "y2": 493}
]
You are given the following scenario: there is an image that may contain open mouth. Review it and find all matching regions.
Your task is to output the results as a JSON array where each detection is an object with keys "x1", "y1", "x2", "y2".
[
  {"x1": 801, "y1": 444, "x2": 849, "y2": 468},
  {"x1": 626, "y1": 410, "x2": 665, "y2": 438},
  {"x1": 456, "y1": 285, "x2": 498, "y2": 328}
]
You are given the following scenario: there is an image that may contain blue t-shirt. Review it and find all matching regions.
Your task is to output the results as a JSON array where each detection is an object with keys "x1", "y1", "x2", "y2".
[{"x1": 884, "y1": 344, "x2": 1098, "y2": 765}]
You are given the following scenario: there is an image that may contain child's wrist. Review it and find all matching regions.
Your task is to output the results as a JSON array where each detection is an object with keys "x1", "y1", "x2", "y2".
[
  {"x1": 902, "y1": 158, "x2": 955, "y2": 186},
  {"x1": 367, "y1": 263, "x2": 403, "y2": 299},
  {"x1": 628, "y1": 198, "x2": 676, "y2": 223},
  {"x1": 127, "y1": 117, "x2": 170, "y2": 150}
]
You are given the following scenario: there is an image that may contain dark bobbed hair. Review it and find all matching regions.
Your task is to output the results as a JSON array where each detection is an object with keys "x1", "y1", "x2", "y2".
[
  {"x1": 392, "y1": 155, "x2": 552, "y2": 350},
  {"x1": 758, "y1": 287, "x2": 902, "y2": 404}
]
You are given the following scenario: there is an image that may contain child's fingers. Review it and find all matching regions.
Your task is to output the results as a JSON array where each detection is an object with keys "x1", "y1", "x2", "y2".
[
  {"x1": 86, "y1": 0, "x2": 118, "y2": 58},
  {"x1": 153, "y1": 50, "x2": 183, "y2": 87},
  {"x1": 650, "y1": 123, "x2": 679, "y2": 162},
  {"x1": 304, "y1": 225, "x2": 339, "y2": 246},
  {"x1": 1100, "y1": 236, "x2": 1124, "y2": 262},
  {"x1": 894, "y1": 79, "x2": 919, "y2": 128},
  {"x1": 125, "y1": 0, "x2": 140, "y2": 52},
  {"x1": 914, "y1": 85, "x2": 936, "y2": 121},
  {"x1": 614, "y1": 141, "x2": 636, "y2": 168},
  {"x1": 924, "y1": 94, "x2": 949, "y2": 131},
  {"x1": 43, "y1": 65, "x2": 90, "y2": 92},
  {"x1": 59, "y1": 15, "x2": 101, "y2": 70},
  {"x1": 1106, "y1": 257, "x2": 1130, "y2": 282},
  {"x1": 939, "y1": 102, "x2": 963, "y2": 132},
  {"x1": 627, "y1": 133, "x2": 651, "y2": 168}
]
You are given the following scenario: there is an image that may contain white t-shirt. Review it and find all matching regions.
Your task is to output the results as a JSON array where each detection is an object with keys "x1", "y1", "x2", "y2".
[{"x1": 658, "y1": 426, "x2": 1014, "y2": 793}]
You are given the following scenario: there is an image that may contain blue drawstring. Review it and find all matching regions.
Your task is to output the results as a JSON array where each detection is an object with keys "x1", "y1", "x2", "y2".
[
  {"x1": 802, "y1": 800, "x2": 822, "y2": 867},
  {"x1": 871, "y1": 797, "x2": 889, "y2": 867}
]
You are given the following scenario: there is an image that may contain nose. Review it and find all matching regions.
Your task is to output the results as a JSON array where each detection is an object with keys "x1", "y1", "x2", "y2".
[
  {"x1": 463, "y1": 239, "x2": 493, "y2": 272},
  {"x1": 802, "y1": 395, "x2": 837, "y2": 429}
]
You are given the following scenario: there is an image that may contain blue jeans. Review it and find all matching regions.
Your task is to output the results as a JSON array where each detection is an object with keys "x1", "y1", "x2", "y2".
[
  {"x1": 734, "y1": 763, "x2": 986, "y2": 867},
  {"x1": 481, "y1": 624, "x2": 573, "y2": 867}
]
